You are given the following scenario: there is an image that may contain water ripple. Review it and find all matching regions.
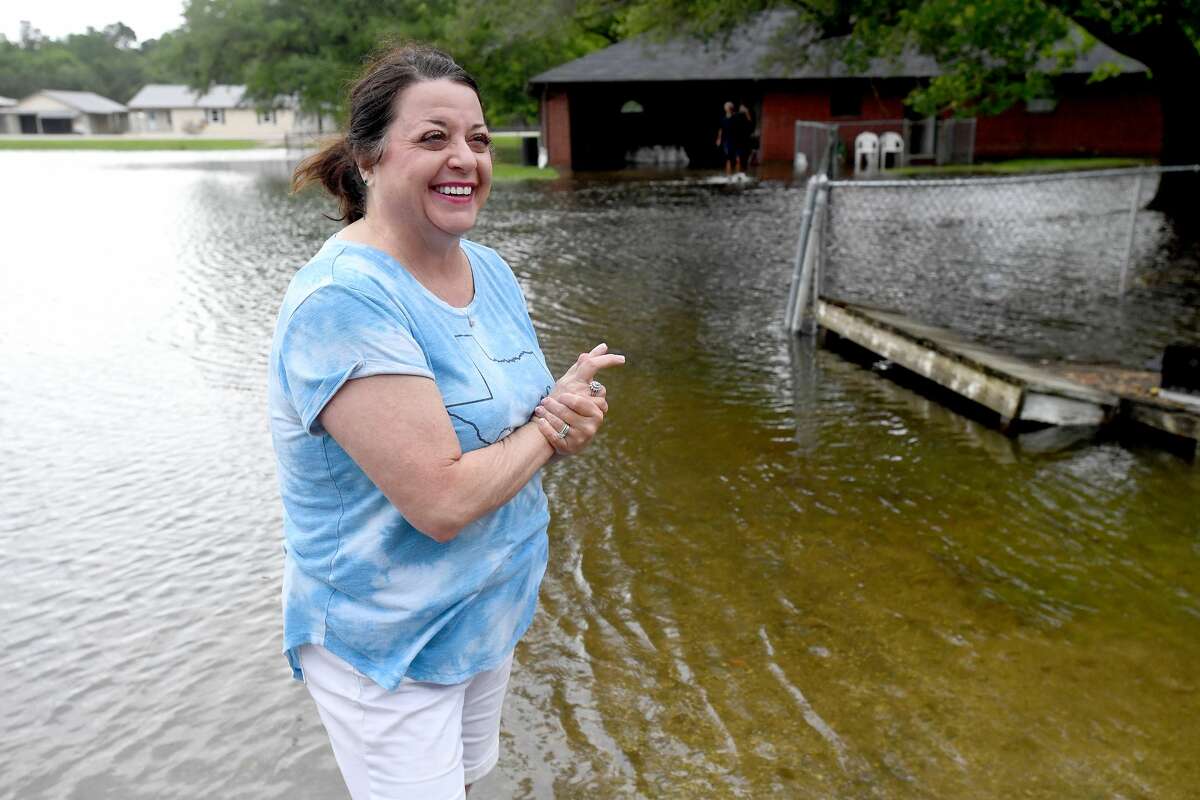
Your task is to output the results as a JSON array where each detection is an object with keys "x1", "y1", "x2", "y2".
[{"x1": 1, "y1": 154, "x2": 1197, "y2": 799}]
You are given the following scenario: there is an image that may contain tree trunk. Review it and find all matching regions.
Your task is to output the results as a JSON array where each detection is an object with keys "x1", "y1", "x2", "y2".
[
  {"x1": 1049, "y1": 3, "x2": 1200, "y2": 218},
  {"x1": 1146, "y1": 68, "x2": 1200, "y2": 219}
]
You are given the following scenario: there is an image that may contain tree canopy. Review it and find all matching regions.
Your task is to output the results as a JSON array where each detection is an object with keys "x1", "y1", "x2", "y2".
[
  {"x1": 166, "y1": 0, "x2": 620, "y2": 125},
  {"x1": 616, "y1": 0, "x2": 1198, "y2": 119},
  {"x1": 1, "y1": 1, "x2": 620, "y2": 125},
  {"x1": 0, "y1": 21, "x2": 186, "y2": 102}
]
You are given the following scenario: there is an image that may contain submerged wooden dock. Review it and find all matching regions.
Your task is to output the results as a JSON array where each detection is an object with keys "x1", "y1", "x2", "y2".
[{"x1": 815, "y1": 298, "x2": 1200, "y2": 456}]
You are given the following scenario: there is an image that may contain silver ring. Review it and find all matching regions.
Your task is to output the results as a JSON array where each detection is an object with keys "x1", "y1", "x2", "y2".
[
  {"x1": 557, "y1": 422, "x2": 570, "y2": 439},
  {"x1": 588, "y1": 380, "x2": 603, "y2": 396}
]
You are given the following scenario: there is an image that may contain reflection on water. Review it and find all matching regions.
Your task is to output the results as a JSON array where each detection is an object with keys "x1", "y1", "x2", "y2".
[{"x1": 1, "y1": 151, "x2": 1198, "y2": 799}]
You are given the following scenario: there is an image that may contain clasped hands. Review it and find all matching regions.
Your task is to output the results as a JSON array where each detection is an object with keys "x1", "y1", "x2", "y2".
[{"x1": 532, "y1": 343, "x2": 624, "y2": 456}]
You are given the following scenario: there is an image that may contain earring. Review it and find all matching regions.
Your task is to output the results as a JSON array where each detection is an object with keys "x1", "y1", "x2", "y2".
[{"x1": 361, "y1": 172, "x2": 372, "y2": 186}]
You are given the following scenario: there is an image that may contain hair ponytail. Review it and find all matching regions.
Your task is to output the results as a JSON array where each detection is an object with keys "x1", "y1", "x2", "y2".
[{"x1": 292, "y1": 135, "x2": 368, "y2": 223}]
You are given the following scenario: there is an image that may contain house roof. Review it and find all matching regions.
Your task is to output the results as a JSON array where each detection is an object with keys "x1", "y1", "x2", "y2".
[
  {"x1": 0, "y1": 96, "x2": 16, "y2": 107},
  {"x1": 127, "y1": 84, "x2": 247, "y2": 109},
  {"x1": 530, "y1": 10, "x2": 1146, "y2": 84},
  {"x1": 39, "y1": 90, "x2": 127, "y2": 113}
]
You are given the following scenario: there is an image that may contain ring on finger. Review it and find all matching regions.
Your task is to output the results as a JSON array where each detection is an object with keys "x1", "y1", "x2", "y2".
[
  {"x1": 588, "y1": 380, "x2": 604, "y2": 396},
  {"x1": 557, "y1": 422, "x2": 570, "y2": 439}
]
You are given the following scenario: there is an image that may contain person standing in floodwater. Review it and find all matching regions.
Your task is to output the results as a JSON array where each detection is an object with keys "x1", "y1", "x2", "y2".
[
  {"x1": 734, "y1": 103, "x2": 755, "y2": 171},
  {"x1": 716, "y1": 101, "x2": 740, "y2": 174},
  {"x1": 268, "y1": 45, "x2": 624, "y2": 799}
]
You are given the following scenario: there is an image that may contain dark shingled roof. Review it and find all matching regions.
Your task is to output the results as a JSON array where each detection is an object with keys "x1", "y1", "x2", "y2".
[{"x1": 530, "y1": 10, "x2": 1146, "y2": 84}]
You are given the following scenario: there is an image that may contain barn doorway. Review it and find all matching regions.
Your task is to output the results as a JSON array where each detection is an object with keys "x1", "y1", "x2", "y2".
[{"x1": 568, "y1": 84, "x2": 760, "y2": 170}]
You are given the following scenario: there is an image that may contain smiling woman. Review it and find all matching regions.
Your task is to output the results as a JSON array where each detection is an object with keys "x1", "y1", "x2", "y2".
[{"x1": 274, "y1": 45, "x2": 624, "y2": 799}]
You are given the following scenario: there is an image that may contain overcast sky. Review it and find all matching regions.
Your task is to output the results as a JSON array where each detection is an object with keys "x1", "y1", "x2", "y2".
[{"x1": 4, "y1": 0, "x2": 186, "y2": 43}]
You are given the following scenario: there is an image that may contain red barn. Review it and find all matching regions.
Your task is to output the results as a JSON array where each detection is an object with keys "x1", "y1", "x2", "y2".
[{"x1": 528, "y1": 12, "x2": 1158, "y2": 171}]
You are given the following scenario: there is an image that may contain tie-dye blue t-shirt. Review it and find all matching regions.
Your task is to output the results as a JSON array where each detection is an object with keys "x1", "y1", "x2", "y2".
[{"x1": 268, "y1": 235, "x2": 554, "y2": 691}]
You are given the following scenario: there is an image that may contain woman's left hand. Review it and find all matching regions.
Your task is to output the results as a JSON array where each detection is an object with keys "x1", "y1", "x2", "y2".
[{"x1": 532, "y1": 392, "x2": 607, "y2": 456}]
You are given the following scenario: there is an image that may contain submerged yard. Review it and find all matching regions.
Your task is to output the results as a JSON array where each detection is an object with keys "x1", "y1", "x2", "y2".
[{"x1": 0, "y1": 150, "x2": 1196, "y2": 798}]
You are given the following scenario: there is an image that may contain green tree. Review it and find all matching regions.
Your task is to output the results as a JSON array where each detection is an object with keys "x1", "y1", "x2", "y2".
[
  {"x1": 616, "y1": 0, "x2": 1200, "y2": 216},
  {"x1": 62, "y1": 24, "x2": 150, "y2": 100},
  {"x1": 0, "y1": 21, "x2": 188, "y2": 102},
  {"x1": 0, "y1": 33, "x2": 91, "y2": 99},
  {"x1": 443, "y1": 0, "x2": 622, "y2": 124},
  {"x1": 140, "y1": 32, "x2": 192, "y2": 84},
  {"x1": 171, "y1": 0, "x2": 421, "y2": 117},
  {"x1": 169, "y1": 0, "x2": 617, "y2": 125}
]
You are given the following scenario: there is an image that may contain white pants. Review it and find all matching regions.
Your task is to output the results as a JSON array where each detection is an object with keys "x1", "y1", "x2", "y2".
[{"x1": 299, "y1": 644, "x2": 513, "y2": 800}]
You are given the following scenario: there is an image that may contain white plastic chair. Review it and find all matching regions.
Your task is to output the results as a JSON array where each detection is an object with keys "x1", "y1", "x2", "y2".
[
  {"x1": 880, "y1": 131, "x2": 904, "y2": 170},
  {"x1": 854, "y1": 132, "x2": 879, "y2": 175}
]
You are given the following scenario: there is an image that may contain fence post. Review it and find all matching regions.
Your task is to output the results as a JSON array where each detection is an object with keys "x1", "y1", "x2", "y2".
[
  {"x1": 815, "y1": 179, "x2": 829, "y2": 314},
  {"x1": 831, "y1": 124, "x2": 841, "y2": 179},
  {"x1": 790, "y1": 175, "x2": 829, "y2": 334},
  {"x1": 1119, "y1": 169, "x2": 1146, "y2": 297},
  {"x1": 785, "y1": 177, "x2": 819, "y2": 332}
]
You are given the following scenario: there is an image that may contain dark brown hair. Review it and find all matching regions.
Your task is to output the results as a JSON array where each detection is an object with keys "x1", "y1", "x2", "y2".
[{"x1": 292, "y1": 44, "x2": 483, "y2": 223}]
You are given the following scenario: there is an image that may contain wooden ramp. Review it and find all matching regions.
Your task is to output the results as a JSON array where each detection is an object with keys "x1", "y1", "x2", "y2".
[
  {"x1": 1054, "y1": 365, "x2": 1200, "y2": 444},
  {"x1": 816, "y1": 298, "x2": 1200, "y2": 454},
  {"x1": 816, "y1": 298, "x2": 1117, "y2": 428}
]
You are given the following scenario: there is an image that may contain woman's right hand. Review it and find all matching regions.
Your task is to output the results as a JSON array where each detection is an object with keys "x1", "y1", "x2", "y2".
[
  {"x1": 534, "y1": 343, "x2": 624, "y2": 456},
  {"x1": 547, "y1": 343, "x2": 623, "y2": 406}
]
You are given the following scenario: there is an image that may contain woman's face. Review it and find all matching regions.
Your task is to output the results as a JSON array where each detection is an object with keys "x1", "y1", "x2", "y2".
[{"x1": 369, "y1": 78, "x2": 492, "y2": 241}]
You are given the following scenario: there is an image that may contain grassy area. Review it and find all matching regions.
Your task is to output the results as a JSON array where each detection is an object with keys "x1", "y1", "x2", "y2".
[
  {"x1": 0, "y1": 138, "x2": 263, "y2": 151},
  {"x1": 493, "y1": 163, "x2": 558, "y2": 181},
  {"x1": 0, "y1": 132, "x2": 558, "y2": 177},
  {"x1": 890, "y1": 157, "x2": 1152, "y2": 176},
  {"x1": 490, "y1": 133, "x2": 557, "y2": 180},
  {"x1": 491, "y1": 133, "x2": 526, "y2": 164}
]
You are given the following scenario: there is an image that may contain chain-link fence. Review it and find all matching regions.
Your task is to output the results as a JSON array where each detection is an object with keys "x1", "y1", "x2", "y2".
[
  {"x1": 793, "y1": 121, "x2": 835, "y2": 175},
  {"x1": 793, "y1": 119, "x2": 976, "y2": 178},
  {"x1": 787, "y1": 166, "x2": 1200, "y2": 368}
]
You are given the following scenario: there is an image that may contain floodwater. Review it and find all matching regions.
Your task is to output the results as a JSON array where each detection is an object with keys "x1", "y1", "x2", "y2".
[{"x1": 1, "y1": 151, "x2": 1197, "y2": 799}]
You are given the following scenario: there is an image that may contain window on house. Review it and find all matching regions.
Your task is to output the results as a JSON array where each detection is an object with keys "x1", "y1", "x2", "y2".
[
  {"x1": 147, "y1": 110, "x2": 156, "y2": 122},
  {"x1": 208, "y1": 108, "x2": 225, "y2": 124},
  {"x1": 830, "y1": 87, "x2": 862, "y2": 118},
  {"x1": 257, "y1": 109, "x2": 277, "y2": 125},
  {"x1": 1026, "y1": 98, "x2": 1057, "y2": 114}
]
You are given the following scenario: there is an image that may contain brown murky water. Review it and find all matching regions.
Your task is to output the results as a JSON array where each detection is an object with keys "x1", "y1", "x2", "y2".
[{"x1": 1, "y1": 152, "x2": 1197, "y2": 799}]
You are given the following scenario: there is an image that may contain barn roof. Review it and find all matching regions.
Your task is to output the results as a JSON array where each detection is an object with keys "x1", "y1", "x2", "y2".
[{"x1": 530, "y1": 11, "x2": 1146, "y2": 85}]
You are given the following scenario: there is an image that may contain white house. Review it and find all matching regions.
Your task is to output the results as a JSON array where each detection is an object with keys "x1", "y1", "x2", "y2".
[
  {"x1": 126, "y1": 84, "x2": 333, "y2": 139},
  {"x1": 0, "y1": 90, "x2": 128, "y2": 134}
]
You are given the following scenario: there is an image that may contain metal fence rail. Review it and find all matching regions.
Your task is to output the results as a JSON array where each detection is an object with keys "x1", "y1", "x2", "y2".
[{"x1": 785, "y1": 165, "x2": 1200, "y2": 367}]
